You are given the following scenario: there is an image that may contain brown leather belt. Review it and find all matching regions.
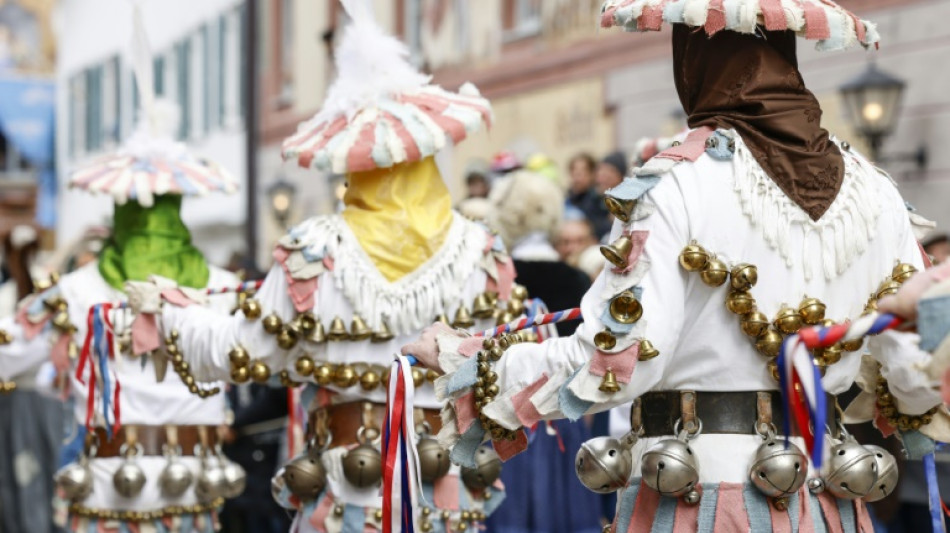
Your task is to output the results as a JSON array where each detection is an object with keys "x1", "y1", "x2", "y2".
[
  {"x1": 92, "y1": 426, "x2": 219, "y2": 458},
  {"x1": 309, "y1": 402, "x2": 442, "y2": 448},
  {"x1": 638, "y1": 390, "x2": 838, "y2": 438}
]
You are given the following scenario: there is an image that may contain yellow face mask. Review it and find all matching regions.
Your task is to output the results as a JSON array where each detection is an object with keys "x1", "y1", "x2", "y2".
[{"x1": 341, "y1": 157, "x2": 453, "y2": 282}]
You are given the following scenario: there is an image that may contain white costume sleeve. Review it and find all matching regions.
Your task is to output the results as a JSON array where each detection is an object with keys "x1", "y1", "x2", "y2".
[
  {"x1": 0, "y1": 314, "x2": 53, "y2": 381},
  {"x1": 162, "y1": 265, "x2": 300, "y2": 382}
]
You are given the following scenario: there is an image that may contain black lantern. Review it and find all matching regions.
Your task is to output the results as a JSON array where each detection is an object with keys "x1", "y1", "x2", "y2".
[
  {"x1": 839, "y1": 63, "x2": 906, "y2": 162},
  {"x1": 267, "y1": 178, "x2": 296, "y2": 229}
]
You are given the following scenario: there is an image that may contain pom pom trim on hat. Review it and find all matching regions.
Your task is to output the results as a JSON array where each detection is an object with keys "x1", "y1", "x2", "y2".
[{"x1": 601, "y1": 0, "x2": 880, "y2": 51}]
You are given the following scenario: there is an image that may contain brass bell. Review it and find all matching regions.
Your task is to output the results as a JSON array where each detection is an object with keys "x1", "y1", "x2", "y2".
[
  {"x1": 876, "y1": 280, "x2": 902, "y2": 300},
  {"x1": 296, "y1": 312, "x2": 317, "y2": 336},
  {"x1": 472, "y1": 293, "x2": 495, "y2": 319},
  {"x1": 726, "y1": 291, "x2": 756, "y2": 315},
  {"x1": 773, "y1": 306, "x2": 803, "y2": 335},
  {"x1": 250, "y1": 362, "x2": 271, "y2": 383},
  {"x1": 283, "y1": 449, "x2": 327, "y2": 501},
  {"x1": 308, "y1": 321, "x2": 327, "y2": 344},
  {"x1": 841, "y1": 336, "x2": 864, "y2": 353},
  {"x1": 593, "y1": 328, "x2": 617, "y2": 351},
  {"x1": 262, "y1": 313, "x2": 283, "y2": 335},
  {"x1": 820, "y1": 344, "x2": 843, "y2": 365},
  {"x1": 350, "y1": 315, "x2": 373, "y2": 341},
  {"x1": 700, "y1": 257, "x2": 729, "y2": 287},
  {"x1": 730, "y1": 263, "x2": 758, "y2": 291},
  {"x1": 453, "y1": 306, "x2": 476, "y2": 329},
  {"x1": 507, "y1": 298, "x2": 526, "y2": 317},
  {"x1": 327, "y1": 317, "x2": 349, "y2": 341},
  {"x1": 360, "y1": 370, "x2": 381, "y2": 391},
  {"x1": 601, "y1": 235, "x2": 634, "y2": 269},
  {"x1": 496, "y1": 310, "x2": 515, "y2": 326},
  {"x1": 609, "y1": 291, "x2": 643, "y2": 324},
  {"x1": 113, "y1": 454, "x2": 147, "y2": 498},
  {"x1": 417, "y1": 437, "x2": 451, "y2": 482},
  {"x1": 159, "y1": 455, "x2": 194, "y2": 498},
  {"x1": 740, "y1": 311, "x2": 770, "y2": 338},
  {"x1": 43, "y1": 295, "x2": 67, "y2": 312},
  {"x1": 823, "y1": 436, "x2": 879, "y2": 500},
  {"x1": 798, "y1": 297, "x2": 826, "y2": 325},
  {"x1": 598, "y1": 369, "x2": 621, "y2": 393},
  {"x1": 230, "y1": 366, "x2": 251, "y2": 384},
  {"x1": 575, "y1": 436, "x2": 634, "y2": 494},
  {"x1": 221, "y1": 457, "x2": 248, "y2": 498},
  {"x1": 277, "y1": 325, "x2": 299, "y2": 350},
  {"x1": 435, "y1": 313, "x2": 451, "y2": 326},
  {"x1": 891, "y1": 262, "x2": 917, "y2": 284},
  {"x1": 512, "y1": 284, "x2": 529, "y2": 301},
  {"x1": 241, "y1": 299, "x2": 262, "y2": 320},
  {"x1": 461, "y1": 446, "x2": 503, "y2": 492},
  {"x1": 294, "y1": 356, "x2": 315, "y2": 377},
  {"x1": 52, "y1": 310, "x2": 72, "y2": 330},
  {"x1": 605, "y1": 196, "x2": 637, "y2": 223},
  {"x1": 313, "y1": 364, "x2": 334, "y2": 386},
  {"x1": 863, "y1": 445, "x2": 898, "y2": 502},
  {"x1": 342, "y1": 441, "x2": 383, "y2": 488},
  {"x1": 637, "y1": 339, "x2": 660, "y2": 361},
  {"x1": 755, "y1": 329, "x2": 784, "y2": 358},
  {"x1": 371, "y1": 321, "x2": 395, "y2": 343},
  {"x1": 334, "y1": 365, "x2": 359, "y2": 388},
  {"x1": 679, "y1": 242, "x2": 710, "y2": 272}
]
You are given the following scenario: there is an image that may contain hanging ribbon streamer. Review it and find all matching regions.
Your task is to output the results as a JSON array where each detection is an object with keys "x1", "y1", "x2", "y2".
[
  {"x1": 776, "y1": 334, "x2": 827, "y2": 469},
  {"x1": 382, "y1": 356, "x2": 420, "y2": 533},
  {"x1": 78, "y1": 304, "x2": 122, "y2": 435},
  {"x1": 924, "y1": 452, "x2": 948, "y2": 533}
]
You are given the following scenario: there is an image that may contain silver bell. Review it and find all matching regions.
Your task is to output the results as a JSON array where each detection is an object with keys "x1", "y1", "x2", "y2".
[
  {"x1": 749, "y1": 437, "x2": 808, "y2": 499},
  {"x1": 575, "y1": 436, "x2": 634, "y2": 494},
  {"x1": 158, "y1": 453, "x2": 194, "y2": 498},
  {"x1": 461, "y1": 446, "x2": 503, "y2": 492},
  {"x1": 55, "y1": 454, "x2": 94, "y2": 502},
  {"x1": 641, "y1": 434, "x2": 700, "y2": 497},
  {"x1": 823, "y1": 436, "x2": 878, "y2": 500},
  {"x1": 283, "y1": 449, "x2": 327, "y2": 501},
  {"x1": 220, "y1": 457, "x2": 248, "y2": 499},
  {"x1": 417, "y1": 436, "x2": 451, "y2": 483},
  {"x1": 342, "y1": 442, "x2": 384, "y2": 488},
  {"x1": 862, "y1": 445, "x2": 898, "y2": 503},
  {"x1": 112, "y1": 450, "x2": 147, "y2": 498},
  {"x1": 271, "y1": 468, "x2": 287, "y2": 504},
  {"x1": 195, "y1": 456, "x2": 228, "y2": 503}
]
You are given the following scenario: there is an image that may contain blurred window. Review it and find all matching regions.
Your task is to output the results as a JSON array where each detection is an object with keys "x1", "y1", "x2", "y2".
[
  {"x1": 505, "y1": 0, "x2": 542, "y2": 41},
  {"x1": 278, "y1": 0, "x2": 294, "y2": 104}
]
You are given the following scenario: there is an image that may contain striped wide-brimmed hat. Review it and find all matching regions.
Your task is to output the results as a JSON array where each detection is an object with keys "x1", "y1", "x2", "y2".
[
  {"x1": 600, "y1": 0, "x2": 879, "y2": 51},
  {"x1": 281, "y1": 0, "x2": 492, "y2": 175}
]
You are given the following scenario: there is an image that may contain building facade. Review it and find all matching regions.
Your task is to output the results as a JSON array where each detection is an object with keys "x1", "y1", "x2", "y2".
[{"x1": 55, "y1": 0, "x2": 248, "y2": 265}]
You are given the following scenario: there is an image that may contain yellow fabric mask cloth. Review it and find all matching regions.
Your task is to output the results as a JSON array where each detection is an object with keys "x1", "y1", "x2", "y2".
[{"x1": 341, "y1": 157, "x2": 453, "y2": 282}]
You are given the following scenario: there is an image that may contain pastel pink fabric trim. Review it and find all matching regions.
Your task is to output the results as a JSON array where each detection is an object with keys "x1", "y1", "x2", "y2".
[
  {"x1": 494, "y1": 430, "x2": 529, "y2": 461},
  {"x1": 457, "y1": 337, "x2": 483, "y2": 358},
  {"x1": 310, "y1": 492, "x2": 334, "y2": 531},
  {"x1": 705, "y1": 0, "x2": 726, "y2": 34},
  {"x1": 272, "y1": 246, "x2": 320, "y2": 313},
  {"x1": 655, "y1": 126, "x2": 715, "y2": 162},
  {"x1": 15, "y1": 304, "x2": 47, "y2": 340},
  {"x1": 610, "y1": 230, "x2": 649, "y2": 275},
  {"x1": 455, "y1": 391, "x2": 478, "y2": 434},
  {"x1": 512, "y1": 374, "x2": 550, "y2": 427},
  {"x1": 796, "y1": 0, "x2": 831, "y2": 39},
  {"x1": 130, "y1": 314, "x2": 161, "y2": 356},
  {"x1": 769, "y1": 496, "x2": 793, "y2": 533},
  {"x1": 854, "y1": 500, "x2": 874, "y2": 532},
  {"x1": 51, "y1": 333, "x2": 71, "y2": 373},
  {"x1": 672, "y1": 484, "x2": 701, "y2": 532},
  {"x1": 589, "y1": 344, "x2": 639, "y2": 384},
  {"x1": 638, "y1": 0, "x2": 669, "y2": 31},
  {"x1": 760, "y1": 0, "x2": 788, "y2": 30},
  {"x1": 434, "y1": 474, "x2": 461, "y2": 510},
  {"x1": 817, "y1": 491, "x2": 843, "y2": 533},
  {"x1": 713, "y1": 483, "x2": 750, "y2": 532},
  {"x1": 628, "y1": 481, "x2": 661, "y2": 533}
]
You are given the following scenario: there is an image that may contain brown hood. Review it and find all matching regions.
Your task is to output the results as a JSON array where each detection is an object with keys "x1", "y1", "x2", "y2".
[{"x1": 672, "y1": 25, "x2": 843, "y2": 221}]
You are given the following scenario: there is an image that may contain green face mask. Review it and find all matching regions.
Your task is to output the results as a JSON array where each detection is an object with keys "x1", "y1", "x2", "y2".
[{"x1": 98, "y1": 195, "x2": 209, "y2": 291}]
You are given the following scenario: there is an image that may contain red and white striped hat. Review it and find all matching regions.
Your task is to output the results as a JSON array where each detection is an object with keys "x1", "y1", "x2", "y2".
[
  {"x1": 282, "y1": 0, "x2": 492, "y2": 175},
  {"x1": 601, "y1": 0, "x2": 879, "y2": 51}
]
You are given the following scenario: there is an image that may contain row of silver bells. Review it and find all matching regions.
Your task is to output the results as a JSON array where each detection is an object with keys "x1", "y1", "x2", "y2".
[
  {"x1": 55, "y1": 446, "x2": 247, "y2": 502},
  {"x1": 810, "y1": 431, "x2": 897, "y2": 503}
]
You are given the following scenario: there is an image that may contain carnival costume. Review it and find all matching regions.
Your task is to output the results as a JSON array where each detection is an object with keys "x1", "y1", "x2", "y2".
[
  {"x1": 0, "y1": 10, "x2": 243, "y2": 530},
  {"x1": 408, "y1": 1, "x2": 950, "y2": 531},
  {"x1": 128, "y1": 2, "x2": 517, "y2": 531}
]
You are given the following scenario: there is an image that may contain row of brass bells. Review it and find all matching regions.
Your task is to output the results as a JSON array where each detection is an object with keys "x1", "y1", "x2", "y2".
[
  {"x1": 726, "y1": 291, "x2": 755, "y2": 315},
  {"x1": 472, "y1": 293, "x2": 495, "y2": 319},
  {"x1": 641, "y1": 430, "x2": 700, "y2": 499},
  {"x1": 417, "y1": 435, "x2": 452, "y2": 482},
  {"x1": 891, "y1": 262, "x2": 917, "y2": 284},
  {"x1": 159, "y1": 450, "x2": 194, "y2": 498},
  {"x1": 699, "y1": 257, "x2": 729, "y2": 287},
  {"x1": 609, "y1": 291, "x2": 643, "y2": 324},
  {"x1": 55, "y1": 453, "x2": 94, "y2": 502},
  {"x1": 283, "y1": 448, "x2": 327, "y2": 501},
  {"x1": 730, "y1": 264, "x2": 758, "y2": 291},
  {"x1": 593, "y1": 328, "x2": 617, "y2": 351},
  {"x1": 113, "y1": 449, "x2": 147, "y2": 498},
  {"x1": 461, "y1": 446, "x2": 503, "y2": 492},
  {"x1": 605, "y1": 196, "x2": 636, "y2": 223},
  {"x1": 343, "y1": 431, "x2": 383, "y2": 488},
  {"x1": 755, "y1": 329, "x2": 784, "y2": 359},
  {"x1": 351, "y1": 315, "x2": 373, "y2": 341},
  {"x1": 799, "y1": 297, "x2": 826, "y2": 325},
  {"x1": 601, "y1": 235, "x2": 633, "y2": 269},
  {"x1": 749, "y1": 434, "x2": 807, "y2": 503},
  {"x1": 740, "y1": 311, "x2": 770, "y2": 338},
  {"x1": 773, "y1": 306, "x2": 802, "y2": 335},
  {"x1": 575, "y1": 432, "x2": 636, "y2": 494},
  {"x1": 822, "y1": 434, "x2": 879, "y2": 500},
  {"x1": 454, "y1": 306, "x2": 475, "y2": 328},
  {"x1": 679, "y1": 242, "x2": 709, "y2": 272},
  {"x1": 195, "y1": 454, "x2": 229, "y2": 503},
  {"x1": 241, "y1": 298, "x2": 262, "y2": 320}
]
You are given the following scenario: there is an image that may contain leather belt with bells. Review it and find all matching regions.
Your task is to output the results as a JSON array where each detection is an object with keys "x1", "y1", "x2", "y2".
[
  {"x1": 310, "y1": 402, "x2": 443, "y2": 448},
  {"x1": 92, "y1": 425, "x2": 219, "y2": 458},
  {"x1": 637, "y1": 390, "x2": 838, "y2": 438}
]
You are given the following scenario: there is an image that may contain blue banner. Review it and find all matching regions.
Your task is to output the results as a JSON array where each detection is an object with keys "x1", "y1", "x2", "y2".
[{"x1": 0, "y1": 76, "x2": 55, "y2": 227}]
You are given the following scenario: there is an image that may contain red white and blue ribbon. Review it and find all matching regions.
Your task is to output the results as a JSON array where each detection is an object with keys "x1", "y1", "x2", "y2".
[
  {"x1": 797, "y1": 312, "x2": 906, "y2": 350},
  {"x1": 382, "y1": 356, "x2": 421, "y2": 533},
  {"x1": 76, "y1": 303, "x2": 122, "y2": 435},
  {"x1": 776, "y1": 333, "x2": 827, "y2": 469},
  {"x1": 477, "y1": 307, "x2": 582, "y2": 339}
]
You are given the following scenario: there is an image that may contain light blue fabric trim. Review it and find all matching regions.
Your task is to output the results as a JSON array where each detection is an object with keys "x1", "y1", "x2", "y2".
[
  {"x1": 483, "y1": 485, "x2": 507, "y2": 515},
  {"x1": 788, "y1": 491, "x2": 801, "y2": 532},
  {"x1": 342, "y1": 503, "x2": 364, "y2": 533},
  {"x1": 301, "y1": 244, "x2": 327, "y2": 262},
  {"x1": 180, "y1": 514, "x2": 195, "y2": 532},
  {"x1": 558, "y1": 367, "x2": 595, "y2": 421},
  {"x1": 705, "y1": 131, "x2": 734, "y2": 161},
  {"x1": 902, "y1": 430, "x2": 937, "y2": 460},
  {"x1": 815, "y1": 12, "x2": 845, "y2": 51},
  {"x1": 918, "y1": 294, "x2": 950, "y2": 351},
  {"x1": 606, "y1": 176, "x2": 662, "y2": 202},
  {"x1": 651, "y1": 495, "x2": 679, "y2": 533},
  {"x1": 743, "y1": 483, "x2": 772, "y2": 533},
  {"x1": 447, "y1": 358, "x2": 479, "y2": 395},
  {"x1": 837, "y1": 496, "x2": 856, "y2": 533},
  {"x1": 723, "y1": 0, "x2": 742, "y2": 31},
  {"x1": 615, "y1": 482, "x2": 640, "y2": 533},
  {"x1": 371, "y1": 120, "x2": 394, "y2": 168},
  {"x1": 696, "y1": 483, "x2": 719, "y2": 533},
  {"x1": 378, "y1": 100, "x2": 437, "y2": 158},
  {"x1": 810, "y1": 492, "x2": 828, "y2": 533},
  {"x1": 450, "y1": 424, "x2": 486, "y2": 468},
  {"x1": 663, "y1": 0, "x2": 686, "y2": 24},
  {"x1": 87, "y1": 521, "x2": 97, "y2": 533}
]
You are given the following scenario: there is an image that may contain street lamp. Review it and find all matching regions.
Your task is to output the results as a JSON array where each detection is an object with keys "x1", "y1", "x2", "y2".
[
  {"x1": 267, "y1": 178, "x2": 296, "y2": 229},
  {"x1": 839, "y1": 63, "x2": 925, "y2": 169}
]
